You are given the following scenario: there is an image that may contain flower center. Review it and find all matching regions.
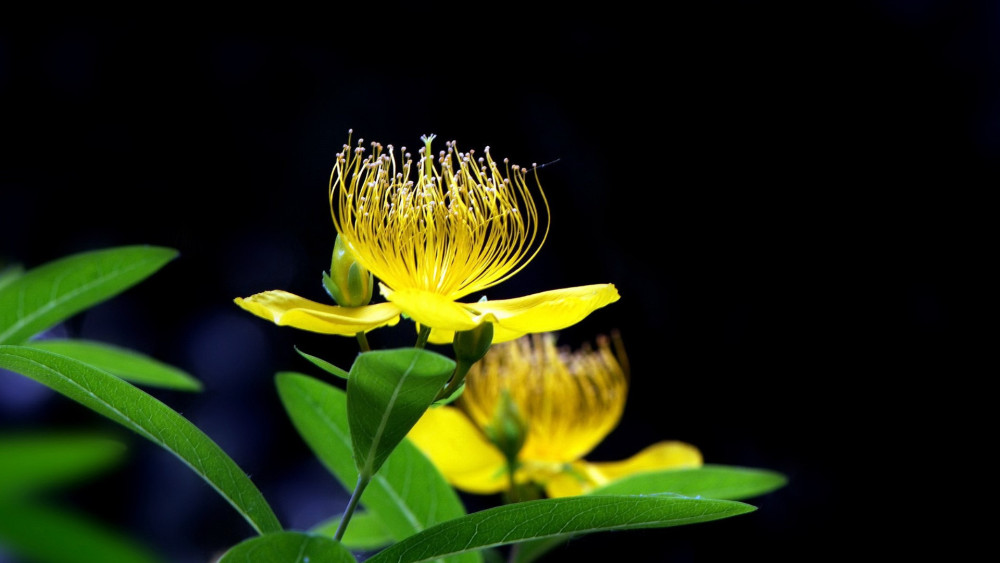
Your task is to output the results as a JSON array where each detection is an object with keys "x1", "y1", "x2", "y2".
[
  {"x1": 329, "y1": 133, "x2": 549, "y2": 301},
  {"x1": 461, "y1": 332, "x2": 628, "y2": 464}
]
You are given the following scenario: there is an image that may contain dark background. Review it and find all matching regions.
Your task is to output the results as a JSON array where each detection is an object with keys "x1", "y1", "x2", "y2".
[{"x1": 0, "y1": 3, "x2": 985, "y2": 562}]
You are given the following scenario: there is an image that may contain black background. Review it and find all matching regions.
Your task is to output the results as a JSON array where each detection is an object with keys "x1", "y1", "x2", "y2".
[{"x1": 0, "y1": 3, "x2": 986, "y2": 562}]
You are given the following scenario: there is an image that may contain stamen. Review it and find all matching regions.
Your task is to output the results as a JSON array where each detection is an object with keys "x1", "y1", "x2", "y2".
[{"x1": 329, "y1": 134, "x2": 550, "y2": 299}]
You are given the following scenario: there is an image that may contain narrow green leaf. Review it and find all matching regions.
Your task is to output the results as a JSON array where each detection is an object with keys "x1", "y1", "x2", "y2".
[
  {"x1": 0, "y1": 345, "x2": 282, "y2": 535},
  {"x1": 480, "y1": 549, "x2": 505, "y2": 563},
  {"x1": 217, "y1": 531, "x2": 355, "y2": 563},
  {"x1": 0, "y1": 263, "x2": 23, "y2": 291},
  {"x1": 311, "y1": 511, "x2": 393, "y2": 551},
  {"x1": 23, "y1": 339, "x2": 202, "y2": 391},
  {"x1": 295, "y1": 346, "x2": 350, "y2": 380},
  {"x1": 512, "y1": 465, "x2": 788, "y2": 562},
  {"x1": 368, "y1": 495, "x2": 756, "y2": 563},
  {"x1": 591, "y1": 465, "x2": 789, "y2": 501},
  {"x1": 276, "y1": 372, "x2": 479, "y2": 563},
  {"x1": 0, "y1": 245, "x2": 178, "y2": 345},
  {"x1": 347, "y1": 348, "x2": 455, "y2": 479},
  {"x1": 0, "y1": 432, "x2": 126, "y2": 500},
  {"x1": 0, "y1": 500, "x2": 163, "y2": 563}
]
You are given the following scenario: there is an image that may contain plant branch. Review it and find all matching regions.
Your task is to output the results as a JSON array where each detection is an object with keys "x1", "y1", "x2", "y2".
[
  {"x1": 334, "y1": 474, "x2": 370, "y2": 541},
  {"x1": 355, "y1": 331, "x2": 370, "y2": 352}
]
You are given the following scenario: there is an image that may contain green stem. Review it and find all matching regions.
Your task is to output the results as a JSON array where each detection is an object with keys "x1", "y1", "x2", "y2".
[
  {"x1": 415, "y1": 325, "x2": 431, "y2": 349},
  {"x1": 502, "y1": 456, "x2": 519, "y2": 505},
  {"x1": 435, "y1": 359, "x2": 473, "y2": 402},
  {"x1": 334, "y1": 475, "x2": 370, "y2": 541},
  {"x1": 355, "y1": 331, "x2": 370, "y2": 352}
]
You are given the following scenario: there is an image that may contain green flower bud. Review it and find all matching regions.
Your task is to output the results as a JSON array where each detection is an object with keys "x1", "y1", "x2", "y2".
[
  {"x1": 322, "y1": 234, "x2": 373, "y2": 307},
  {"x1": 483, "y1": 389, "x2": 528, "y2": 464},
  {"x1": 452, "y1": 322, "x2": 494, "y2": 365}
]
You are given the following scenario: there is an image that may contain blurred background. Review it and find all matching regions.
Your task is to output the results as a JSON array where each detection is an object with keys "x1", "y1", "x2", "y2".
[{"x1": 0, "y1": 2, "x2": 985, "y2": 561}]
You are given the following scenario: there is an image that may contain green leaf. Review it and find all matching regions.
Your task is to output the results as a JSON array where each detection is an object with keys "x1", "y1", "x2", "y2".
[
  {"x1": 511, "y1": 465, "x2": 789, "y2": 562},
  {"x1": 0, "y1": 500, "x2": 163, "y2": 563},
  {"x1": 479, "y1": 549, "x2": 505, "y2": 563},
  {"x1": 347, "y1": 348, "x2": 455, "y2": 479},
  {"x1": 0, "y1": 245, "x2": 178, "y2": 345},
  {"x1": 276, "y1": 372, "x2": 479, "y2": 563},
  {"x1": 0, "y1": 432, "x2": 126, "y2": 500},
  {"x1": 0, "y1": 345, "x2": 282, "y2": 535},
  {"x1": 0, "y1": 263, "x2": 23, "y2": 292},
  {"x1": 368, "y1": 495, "x2": 755, "y2": 563},
  {"x1": 295, "y1": 346, "x2": 349, "y2": 380},
  {"x1": 217, "y1": 531, "x2": 356, "y2": 563},
  {"x1": 591, "y1": 464, "x2": 789, "y2": 501},
  {"x1": 311, "y1": 511, "x2": 393, "y2": 551},
  {"x1": 22, "y1": 339, "x2": 202, "y2": 391}
]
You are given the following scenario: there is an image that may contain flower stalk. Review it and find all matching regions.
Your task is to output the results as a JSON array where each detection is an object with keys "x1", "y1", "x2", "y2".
[{"x1": 334, "y1": 475, "x2": 370, "y2": 542}]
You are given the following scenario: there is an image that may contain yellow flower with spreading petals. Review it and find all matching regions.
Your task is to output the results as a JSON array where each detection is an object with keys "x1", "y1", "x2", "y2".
[
  {"x1": 236, "y1": 132, "x2": 619, "y2": 342},
  {"x1": 407, "y1": 332, "x2": 703, "y2": 498}
]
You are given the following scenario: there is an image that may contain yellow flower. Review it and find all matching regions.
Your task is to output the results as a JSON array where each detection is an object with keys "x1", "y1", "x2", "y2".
[
  {"x1": 235, "y1": 133, "x2": 619, "y2": 342},
  {"x1": 407, "y1": 333, "x2": 703, "y2": 498}
]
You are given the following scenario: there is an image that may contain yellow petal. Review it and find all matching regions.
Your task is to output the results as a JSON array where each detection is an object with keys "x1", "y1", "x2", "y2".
[
  {"x1": 407, "y1": 406, "x2": 508, "y2": 494},
  {"x1": 543, "y1": 441, "x2": 703, "y2": 498},
  {"x1": 471, "y1": 284, "x2": 620, "y2": 335},
  {"x1": 424, "y1": 284, "x2": 621, "y2": 345},
  {"x1": 234, "y1": 290, "x2": 400, "y2": 335},
  {"x1": 380, "y1": 285, "x2": 481, "y2": 332}
]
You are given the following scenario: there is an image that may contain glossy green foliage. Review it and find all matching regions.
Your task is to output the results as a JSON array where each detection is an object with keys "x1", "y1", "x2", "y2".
[
  {"x1": 0, "y1": 501, "x2": 163, "y2": 563},
  {"x1": 0, "y1": 433, "x2": 161, "y2": 563},
  {"x1": 511, "y1": 465, "x2": 789, "y2": 562},
  {"x1": 0, "y1": 432, "x2": 126, "y2": 500},
  {"x1": 218, "y1": 531, "x2": 356, "y2": 563},
  {"x1": 0, "y1": 346, "x2": 281, "y2": 535},
  {"x1": 276, "y1": 372, "x2": 479, "y2": 562},
  {"x1": 23, "y1": 339, "x2": 202, "y2": 391},
  {"x1": 0, "y1": 245, "x2": 177, "y2": 345},
  {"x1": 366, "y1": 494, "x2": 756, "y2": 563},
  {"x1": 346, "y1": 349, "x2": 454, "y2": 479},
  {"x1": 0, "y1": 263, "x2": 23, "y2": 291},
  {"x1": 592, "y1": 464, "x2": 788, "y2": 500},
  {"x1": 295, "y1": 346, "x2": 349, "y2": 380},
  {"x1": 311, "y1": 511, "x2": 393, "y2": 551}
]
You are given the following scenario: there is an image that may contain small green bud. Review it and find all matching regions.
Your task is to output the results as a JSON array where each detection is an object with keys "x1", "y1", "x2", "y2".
[
  {"x1": 483, "y1": 389, "x2": 528, "y2": 464},
  {"x1": 322, "y1": 234, "x2": 373, "y2": 307},
  {"x1": 452, "y1": 322, "x2": 494, "y2": 365}
]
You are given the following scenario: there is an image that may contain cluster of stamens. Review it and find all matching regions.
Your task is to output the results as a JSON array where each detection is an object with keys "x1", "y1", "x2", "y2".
[
  {"x1": 460, "y1": 333, "x2": 628, "y2": 463},
  {"x1": 329, "y1": 132, "x2": 549, "y2": 299}
]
